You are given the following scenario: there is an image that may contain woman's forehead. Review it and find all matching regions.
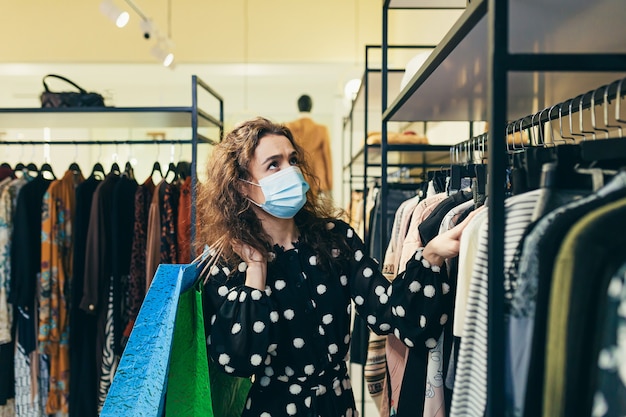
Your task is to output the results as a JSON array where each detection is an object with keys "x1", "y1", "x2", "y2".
[{"x1": 254, "y1": 134, "x2": 295, "y2": 156}]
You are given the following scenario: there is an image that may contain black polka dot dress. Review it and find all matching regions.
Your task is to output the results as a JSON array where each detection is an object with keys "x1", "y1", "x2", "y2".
[{"x1": 202, "y1": 220, "x2": 452, "y2": 417}]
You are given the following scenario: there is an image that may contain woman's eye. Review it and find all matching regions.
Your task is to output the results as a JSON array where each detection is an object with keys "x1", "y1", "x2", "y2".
[
  {"x1": 268, "y1": 161, "x2": 278, "y2": 170},
  {"x1": 289, "y1": 157, "x2": 299, "y2": 165}
]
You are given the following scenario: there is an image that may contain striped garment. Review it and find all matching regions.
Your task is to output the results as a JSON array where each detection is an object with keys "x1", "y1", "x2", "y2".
[{"x1": 450, "y1": 189, "x2": 542, "y2": 417}]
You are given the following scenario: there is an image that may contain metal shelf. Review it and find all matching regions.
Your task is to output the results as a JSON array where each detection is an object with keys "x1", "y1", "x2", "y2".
[
  {"x1": 0, "y1": 106, "x2": 218, "y2": 129},
  {"x1": 384, "y1": 0, "x2": 626, "y2": 122}
]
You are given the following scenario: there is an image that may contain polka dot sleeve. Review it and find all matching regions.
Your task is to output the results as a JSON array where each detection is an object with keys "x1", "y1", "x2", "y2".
[
  {"x1": 342, "y1": 221, "x2": 453, "y2": 350},
  {"x1": 202, "y1": 266, "x2": 278, "y2": 378}
]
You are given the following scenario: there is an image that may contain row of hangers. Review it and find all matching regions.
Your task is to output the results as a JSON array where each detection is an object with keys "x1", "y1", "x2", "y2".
[
  {"x1": 446, "y1": 77, "x2": 626, "y2": 192},
  {"x1": 1, "y1": 158, "x2": 192, "y2": 184},
  {"x1": 2, "y1": 139, "x2": 193, "y2": 183}
]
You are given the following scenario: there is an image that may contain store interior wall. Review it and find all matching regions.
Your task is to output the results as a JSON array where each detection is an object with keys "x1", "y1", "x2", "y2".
[{"x1": 0, "y1": 0, "x2": 464, "y2": 207}]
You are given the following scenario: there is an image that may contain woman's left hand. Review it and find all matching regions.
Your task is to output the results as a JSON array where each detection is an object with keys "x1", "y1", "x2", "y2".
[{"x1": 422, "y1": 206, "x2": 483, "y2": 266}]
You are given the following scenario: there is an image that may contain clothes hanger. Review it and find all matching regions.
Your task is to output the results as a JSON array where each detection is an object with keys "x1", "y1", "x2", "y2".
[
  {"x1": 165, "y1": 161, "x2": 179, "y2": 183},
  {"x1": 90, "y1": 162, "x2": 106, "y2": 180},
  {"x1": 39, "y1": 162, "x2": 57, "y2": 180},
  {"x1": 123, "y1": 161, "x2": 135, "y2": 180},
  {"x1": 89, "y1": 143, "x2": 106, "y2": 180},
  {"x1": 0, "y1": 162, "x2": 11, "y2": 170},
  {"x1": 176, "y1": 160, "x2": 191, "y2": 180},
  {"x1": 121, "y1": 143, "x2": 136, "y2": 180},
  {"x1": 67, "y1": 143, "x2": 82, "y2": 174},
  {"x1": 590, "y1": 85, "x2": 610, "y2": 140},
  {"x1": 109, "y1": 161, "x2": 121, "y2": 175},
  {"x1": 578, "y1": 89, "x2": 597, "y2": 141},
  {"x1": 579, "y1": 81, "x2": 626, "y2": 167},
  {"x1": 604, "y1": 80, "x2": 623, "y2": 137},
  {"x1": 151, "y1": 161, "x2": 163, "y2": 182}
]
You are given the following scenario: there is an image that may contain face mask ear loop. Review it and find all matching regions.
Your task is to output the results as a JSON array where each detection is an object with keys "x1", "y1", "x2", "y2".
[
  {"x1": 246, "y1": 197, "x2": 263, "y2": 208},
  {"x1": 238, "y1": 178, "x2": 263, "y2": 207},
  {"x1": 239, "y1": 178, "x2": 260, "y2": 187}
]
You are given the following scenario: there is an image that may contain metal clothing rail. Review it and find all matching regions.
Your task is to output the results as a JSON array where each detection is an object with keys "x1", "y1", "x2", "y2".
[
  {"x1": 0, "y1": 138, "x2": 216, "y2": 146},
  {"x1": 0, "y1": 75, "x2": 223, "y2": 248}
]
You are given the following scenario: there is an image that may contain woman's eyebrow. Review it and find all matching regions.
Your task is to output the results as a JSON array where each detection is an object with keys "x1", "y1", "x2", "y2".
[{"x1": 261, "y1": 154, "x2": 281, "y2": 165}]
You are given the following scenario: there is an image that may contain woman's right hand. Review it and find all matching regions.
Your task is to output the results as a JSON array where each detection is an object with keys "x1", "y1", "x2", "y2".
[{"x1": 233, "y1": 242, "x2": 267, "y2": 290}]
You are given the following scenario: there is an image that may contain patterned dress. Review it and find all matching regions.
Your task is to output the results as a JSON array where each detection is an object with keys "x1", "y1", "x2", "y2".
[{"x1": 203, "y1": 219, "x2": 453, "y2": 417}]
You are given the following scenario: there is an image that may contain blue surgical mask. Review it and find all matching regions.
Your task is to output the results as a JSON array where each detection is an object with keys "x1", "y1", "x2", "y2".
[{"x1": 241, "y1": 166, "x2": 310, "y2": 219}]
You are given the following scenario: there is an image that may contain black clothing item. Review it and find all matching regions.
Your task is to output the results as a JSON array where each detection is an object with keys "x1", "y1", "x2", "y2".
[
  {"x1": 69, "y1": 177, "x2": 100, "y2": 417},
  {"x1": 10, "y1": 176, "x2": 52, "y2": 355},
  {"x1": 418, "y1": 191, "x2": 472, "y2": 246},
  {"x1": 111, "y1": 176, "x2": 137, "y2": 354},
  {"x1": 523, "y1": 185, "x2": 626, "y2": 417},
  {"x1": 559, "y1": 199, "x2": 626, "y2": 417},
  {"x1": 203, "y1": 219, "x2": 453, "y2": 417}
]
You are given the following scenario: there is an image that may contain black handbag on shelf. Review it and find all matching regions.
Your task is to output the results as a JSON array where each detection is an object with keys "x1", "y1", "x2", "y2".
[{"x1": 40, "y1": 74, "x2": 106, "y2": 108}]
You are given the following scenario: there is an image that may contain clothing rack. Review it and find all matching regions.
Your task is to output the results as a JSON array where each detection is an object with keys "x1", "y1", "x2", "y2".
[
  {"x1": 0, "y1": 75, "x2": 222, "y2": 247},
  {"x1": 382, "y1": 0, "x2": 626, "y2": 415}
]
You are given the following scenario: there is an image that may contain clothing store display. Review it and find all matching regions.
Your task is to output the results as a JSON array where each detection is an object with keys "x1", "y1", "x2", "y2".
[
  {"x1": 450, "y1": 189, "x2": 542, "y2": 417},
  {"x1": 126, "y1": 177, "x2": 156, "y2": 336},
  {"x1": 285, "y1": 116, "x2": 333, "y2": 193},
  {"x1": 10, "y1": 174, "x2": 52, "y2": 417},
  {"x1": 591, "y1": 263, "x2": 626, "y2": 417},
  {"x1": 506, "y1": 172, "x2": 626, "y2": 417},
  {"x1": 177, "y1": 176, "x2": 192, "y2": 263},
  {"x1": 39, "y1": 169, "x2": 84, "y2": 413},
  {"x1": 146, "y1": 180, "x2": 164, "y2": 290},
  {"x1": 159, "y1": 181, "x2": 179, "y2": 265},
  {"x1": 111, "y1": 175, "x2": 138, "y2": 353},
  {"x1": 69, "y1": 176, "x2": 101, "y2": 417},
  {"x1": 543, "y1": 197, "x2": 626, "y2": 417}
]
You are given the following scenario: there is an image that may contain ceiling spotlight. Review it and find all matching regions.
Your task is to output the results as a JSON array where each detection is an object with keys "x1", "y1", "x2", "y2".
[
  {"x1": 140, "y1": 19, "x2": 156, "y2": 39},
  {"x1": 151, "y1": 43, "x2": 175, "y2": 67},
  {"x1": 100, "y1": 0, "x2": 130, "y2": 28}
]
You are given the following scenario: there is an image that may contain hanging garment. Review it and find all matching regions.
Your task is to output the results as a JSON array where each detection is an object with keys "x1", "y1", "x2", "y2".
[
  {"x1": 68, "y1": 176, "x2": 101, "y2": 417},
  {"x1": 382, "y1": 192, "x2": 447, "y2": 417},
  {"x1": 38, "y1": 169, "x2": 84, "y2": 414},
  {"x1": 177, "y1": 176, "x2": 192, "y2": 263},
  {"x1": 0, "y1": 176, "x2": 25, "y2": 415},
  {"x1": 111, "y1": 175, "x2": 137, "y2": 354},
  {"x1": 79, "y1": 173, "x2": 121, "y2": 412},
  {"x1": 145, "y1": 180, "x2": 164, "y2": 290},
  {"x1": 543, "y1": 196, "x2": 626, "y2": 417},
  {"x1": 0, "y1": 177, "x2": 16, "y2": 344},
  {"x1": 285, "y1": 117, "x2": 333, "y2": 192},
  {"x1": 159, "y1": 181, "x2": 179, "y2": 265},
  {"x1": 505, "y1": 172, "x2": 626, "y2": 417},
  {"x1": 10, "y1": 175, "x2": 52, "y2": 416},
  {"x1": 125, "y1": 176, "x2": 156, "y2": 337},
  {"x1": 450, "y1": 188, "x2": 542, "y2": 417},
  {"x1": 454, "y1": 208, "x2": 488, "y2": 338},
  {"x1": 590, "y1": 262, "x2": 626, "y2": 417}
]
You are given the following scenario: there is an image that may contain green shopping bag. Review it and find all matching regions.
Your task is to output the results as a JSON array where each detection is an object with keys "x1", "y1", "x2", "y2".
[{"x1": 165, "y1": 287, "x2": 214, "y2": 416}]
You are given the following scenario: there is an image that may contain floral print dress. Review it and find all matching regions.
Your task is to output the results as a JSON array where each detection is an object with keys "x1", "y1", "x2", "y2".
[{"x1": 203, "y1": 219, "x2": 453, "y2": 417}]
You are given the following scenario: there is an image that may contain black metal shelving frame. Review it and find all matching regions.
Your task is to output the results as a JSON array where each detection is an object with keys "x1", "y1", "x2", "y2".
[
  {"x1": 0, "y1": 75, "x2": 224, "y2": 247},
  {"x1": 382, "y1": 0, "x2": 626, "y2": 415}
]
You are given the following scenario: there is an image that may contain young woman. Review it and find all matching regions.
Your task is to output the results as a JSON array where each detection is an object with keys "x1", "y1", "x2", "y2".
[{"x1": 197, "y1": 117, "x2": 474, "y2": 417}]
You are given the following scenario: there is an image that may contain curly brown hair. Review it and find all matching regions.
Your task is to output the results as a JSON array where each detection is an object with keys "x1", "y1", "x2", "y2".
[{"x1": 196, "y1": 116, "x2": 346, "y2": 269}]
